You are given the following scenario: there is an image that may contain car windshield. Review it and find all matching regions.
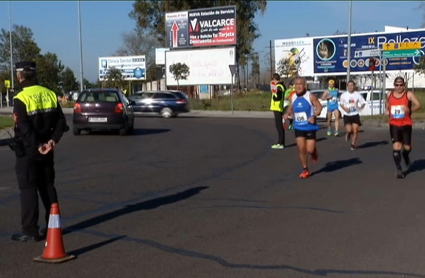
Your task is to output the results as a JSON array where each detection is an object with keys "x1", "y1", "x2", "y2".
[
  {"x1": 79, "y1": 91, "x2": 120, "y2": 103},
  {"x1": 311, "y1": 91, "x2": 324, "y2": 99}
]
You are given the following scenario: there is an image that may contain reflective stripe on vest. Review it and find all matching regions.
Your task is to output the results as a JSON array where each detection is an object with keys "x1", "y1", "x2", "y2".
[
  {"x1": 14, "y1": 85, "x2": 58, "y2": 116},
  {"x1": 270, "y1": 84, "x2": 285, "y2": 112}
]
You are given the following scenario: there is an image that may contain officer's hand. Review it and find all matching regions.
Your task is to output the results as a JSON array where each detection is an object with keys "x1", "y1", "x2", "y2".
[
  {"x1": 47, "y1": 140, "x2": 56, "y2": 148},
  {"x1": 38, "y1": 144, "x2": 51, "y2": 155}
]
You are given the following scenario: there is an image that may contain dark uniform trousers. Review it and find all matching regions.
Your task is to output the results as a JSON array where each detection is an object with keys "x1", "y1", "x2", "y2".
[{"x1": 16, "y1": 152, "x2": 58, "y2": 236}]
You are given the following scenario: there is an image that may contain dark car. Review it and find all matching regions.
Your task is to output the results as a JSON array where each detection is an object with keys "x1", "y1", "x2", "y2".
[
  {"x1": 73, "y1": 89, "x2": 135, "y2": 136},
  {"x1": 127, "y1": 90, "x2": 190, "y2": 118}
]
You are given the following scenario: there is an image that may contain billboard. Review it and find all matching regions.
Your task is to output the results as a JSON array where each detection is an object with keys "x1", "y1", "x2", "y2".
[
  {"x1": 99, "y1": 56, "x2": 146, "y2": 81},
  {"x1": 274, "y1": 37, "x2": 314, "y2": 77},
  {"x1": 165, "y1": 47, "x2": 236, "y2": 86},
  {"x1": 155, "y1": 48, "x2": 169, "y2": 65},
  {"x1": 313, "y1": 30, "x2": 425, "y2": 75},
  {"x1": 165, "y1": 6, "x2": 236, "y2": 48}
]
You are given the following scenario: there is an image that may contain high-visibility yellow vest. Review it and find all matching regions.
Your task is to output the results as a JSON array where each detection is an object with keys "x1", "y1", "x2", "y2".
[
  {"x1": 270, "y1": 84, "x2": 285, "y2": 112},
  {"x1": 14, "y1": 85, "x2": 58, "y2": 116}
]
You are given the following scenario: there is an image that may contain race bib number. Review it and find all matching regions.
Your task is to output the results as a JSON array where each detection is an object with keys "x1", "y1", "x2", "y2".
[
  {"x1": 348, "y1": 104, "x2": 357, "y2": 113},
  {"x1": 391, "y1": 105, "x2": 405, "y2": 119},
  {"x1": 330, "y1": 97, "x2": 337, "y2": 104},
  {"x1": 294, "y1": 112, "x2": 308, "y2": 125}
]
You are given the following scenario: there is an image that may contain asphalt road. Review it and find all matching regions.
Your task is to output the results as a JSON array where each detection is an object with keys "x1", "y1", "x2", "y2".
[{"x1": 1, "y1": 115, "x2": 425, "y2": 278}]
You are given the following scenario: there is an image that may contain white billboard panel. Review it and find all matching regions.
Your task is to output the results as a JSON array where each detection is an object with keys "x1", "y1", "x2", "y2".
[
  {"x1": 274, "y1": 37, "x2": 314, "y2": 77},
  {"x1": 165, "y1": 47, "x2": 236, "y2": 86},
  {"x1": 155, "y1": 48, "x2": 169, "y2": 65},
  {"x1": 99, "y1": 55, "x2": 146, "y2": 81}
]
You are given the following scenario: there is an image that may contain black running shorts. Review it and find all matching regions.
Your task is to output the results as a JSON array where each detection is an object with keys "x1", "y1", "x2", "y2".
[
  {"x1": 343, "y1": 114, "x2": 362, "y2": 126},
  {"x1": 389, "y1": 124, "x2": 412, "y2": 145},
  {"x1": 294, "y1": 129, "x2": 316, "y2": 140}
]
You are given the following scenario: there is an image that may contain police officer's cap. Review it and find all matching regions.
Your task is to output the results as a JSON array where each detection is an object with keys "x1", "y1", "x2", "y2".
[{"x1": 15, "y1": 61, "x2": 36, "y2": 72}]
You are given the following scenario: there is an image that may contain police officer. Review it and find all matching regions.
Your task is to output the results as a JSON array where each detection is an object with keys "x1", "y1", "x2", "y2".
[
  {"x1": 270, "y1": 73, "x2": 286, "y2": 149},
  {"x1": 11, "y1": 61, "x2": 67, "y2": 242}
]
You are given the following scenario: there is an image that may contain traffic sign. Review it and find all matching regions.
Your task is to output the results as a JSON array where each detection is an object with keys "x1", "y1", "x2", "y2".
[
  {"x1": 270, "y1": 81, "x2": 278, "y2": 93},
  {"x1": 228, "y1": 65, "x2": 237, "y2": 76},
  {"x1": 4, "y1": 80, "x2": 10, "y2": 89},
  {"x1": 382, "y1": 49, "x2": 423, "y2": 58},
  {"x1": 354, "y1": 49, "x2": 380, "y2": 58},
  {"x1": 382, "y1": 42, "x2": 422, "y2": 51}
]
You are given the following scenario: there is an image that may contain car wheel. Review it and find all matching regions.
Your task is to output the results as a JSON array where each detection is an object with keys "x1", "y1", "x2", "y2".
[
  {"x1": 73, "y1": 127, "x2": 80, "y2": 136},
  {"x1": 160, "y1": 107, "x2": 173, "y2": 118},
  {"x1": 171, "y1": 113, "x2": 178, "y2": 118},
  {"x1": 128, "y1": 121, "x2": 134, "y2": 134}
]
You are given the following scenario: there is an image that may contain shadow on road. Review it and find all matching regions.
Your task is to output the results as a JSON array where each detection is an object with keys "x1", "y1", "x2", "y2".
[
  {"x1": 286, "y1": 137, "x2": 327, "y2": 148},
  {"x1": 69, "y1": 235, "x2": 126, "y2": 257},
  {"x1": 357, "y1": 140, "x2": 389, "y2": 149},
  {"x1": 63, "y1": 186, "x2": 208, "y2": 235},
  {"x1": 405, "y1": 159, "x2": 425, "y2": 177},
  {"x1": 83, "y1": 230, "x2": 425, "y2": 278},
  {"x1": 132, "y1": 128, "x2": 170, "y2": 136},
  {"x1": 82, "y1": 128, "x2": 170, "y2": 136},
  {"x1": 311, "y1": 158, "x2": 362, "y2": 176}
]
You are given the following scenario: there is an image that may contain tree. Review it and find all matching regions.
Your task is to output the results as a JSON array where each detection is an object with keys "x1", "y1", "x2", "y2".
[
  {"x1": 129, "y1": 0, "x2": 267, "y2": 67},
  {"x1": 250, "y1": 53, "x2": 260, "y2": 88},
  {"x1": 116, "y1": 28, "x2": 160, "y2": 82},
  {"x1": 104, "y1": 67, "x2": 126, "y2": 89},
  {"x1": 60, "y1": 67, "x2": 78, "y2": 93},
  {"x1": 276, "y1": 58, "x2": 296, "y2": 86},
  {"x1": 0, "y1": 25, "x2": 41, "y2": 88},
  {"x1": 169, "y1": 62, "x2": 190, "y2": 89},
  {"x1": 35, "y1": 52, "x2": 64, "y2": 94},
  {"x1": 83, "y1": 78, "x2": 96, "y2": 89}
]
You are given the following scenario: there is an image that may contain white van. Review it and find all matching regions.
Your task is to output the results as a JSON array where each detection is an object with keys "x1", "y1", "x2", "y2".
[{"x1": 312, "y1": 90, "x2": 386, "y2": 119}]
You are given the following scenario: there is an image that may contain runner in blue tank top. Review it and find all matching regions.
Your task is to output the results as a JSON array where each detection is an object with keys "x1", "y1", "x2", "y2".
[
  {"x1": 284, "y1": 77, "x2": 322, "y2": 178},
  {"x1": 321, "y1": 79, "x2": 340, "y2": 136}
]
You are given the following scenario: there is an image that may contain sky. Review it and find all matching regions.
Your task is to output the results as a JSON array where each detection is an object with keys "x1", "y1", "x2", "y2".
[{"x1": 0, "y1": 1, "x2": 423, "y2": 82}]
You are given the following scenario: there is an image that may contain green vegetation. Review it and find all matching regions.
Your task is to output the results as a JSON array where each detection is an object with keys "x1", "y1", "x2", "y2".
[
  {"x1": 0, "y1": 116, "x2": 14, "y2": 130},
  {"x1": 190, "y1": 91, "x2": 270, "y2": 111}
]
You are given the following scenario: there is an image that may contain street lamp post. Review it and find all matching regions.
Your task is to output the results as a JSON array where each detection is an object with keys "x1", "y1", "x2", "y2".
[
  {"x1": 78, "y1": 0, "x2": 84, "y2": 92},
  {"x1": 347, "y1": 0, "x2": 352, "y2": 82},
  {"x1": 8, "y1": 1, "x2": 14, "y2": 108}
]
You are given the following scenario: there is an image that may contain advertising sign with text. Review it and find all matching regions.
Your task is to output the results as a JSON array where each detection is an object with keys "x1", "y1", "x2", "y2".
[
  {"x1": 313, "y1": 30, "x2": 425, "y2": 75},
  {"x1": 165, "y1": 47, "x2": 236, "y2": 86},
  {"x1": 274, "y1": 37, "x2": 314, "y2": 77},
  {"x1": 165, "y1": 6, "x2": 236, "y2": 48},
  {"x1": 99, "y1": 55, "x2": 146, "y2": 81}
]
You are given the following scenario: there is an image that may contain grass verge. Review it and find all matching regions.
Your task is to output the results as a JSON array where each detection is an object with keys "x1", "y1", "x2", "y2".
[
  {"x1": 0, "y1": 115, "x2": 14, "y2": 130},
  {"x1": 190, "y1": 92, "x2": 270, "y2": 111}
]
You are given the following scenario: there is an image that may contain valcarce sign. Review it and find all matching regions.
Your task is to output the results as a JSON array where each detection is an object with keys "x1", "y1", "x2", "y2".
[{"x1": 165, "y1": 6, "x2": 237, "y2": 48}]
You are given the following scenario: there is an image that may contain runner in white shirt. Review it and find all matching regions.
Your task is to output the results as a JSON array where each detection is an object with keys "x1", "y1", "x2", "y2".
[{"x1": 339, "y1": 80, "x2": 366, "y2": 150}]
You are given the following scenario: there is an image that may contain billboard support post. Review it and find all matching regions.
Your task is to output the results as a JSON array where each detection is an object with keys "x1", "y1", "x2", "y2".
[{"x1": 382, "y1": 61, "x2": 387, "y2": 113}]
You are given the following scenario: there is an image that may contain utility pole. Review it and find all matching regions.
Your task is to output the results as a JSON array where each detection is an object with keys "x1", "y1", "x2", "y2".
[
  {"x1": 78, "y1": 0, "x2": 84, "y2": 92},
  {"x1": 8, "y1": 1, "x2": 13, "y2": 107},
  {"x1": 347, "y1": 0, "x2": 352, "y2": 82},
  {"x1": 269, "y1": 40, "x2": 273, "y2": 79}
]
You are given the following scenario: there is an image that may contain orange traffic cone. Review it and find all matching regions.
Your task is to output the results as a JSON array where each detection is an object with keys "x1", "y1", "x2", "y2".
[{"x1": 33, "y1": 203, "x2": 76, "y2": 263}]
